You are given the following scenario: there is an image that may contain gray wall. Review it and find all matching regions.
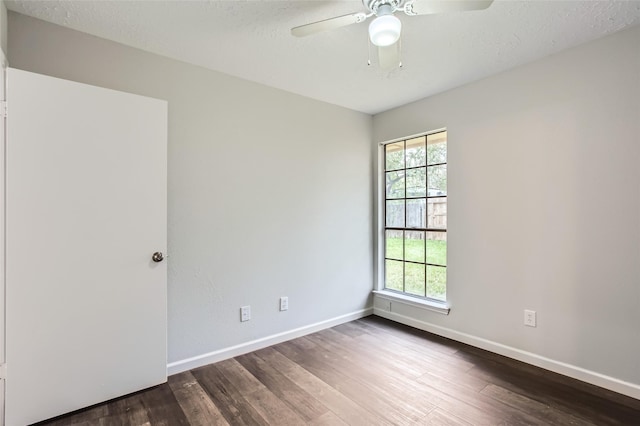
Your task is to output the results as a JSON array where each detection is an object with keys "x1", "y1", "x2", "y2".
[
  {"x1": 7, "y1": 12, "x2": 373, "y2": 365},
  {"x1": 373, "y1": 25, "x2": 640, "y2": 389}
]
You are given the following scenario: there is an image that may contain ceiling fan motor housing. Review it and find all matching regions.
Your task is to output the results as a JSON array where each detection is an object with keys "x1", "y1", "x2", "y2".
[{"x1": 365, "y1": 0, "x2": 402, "y2": 15}]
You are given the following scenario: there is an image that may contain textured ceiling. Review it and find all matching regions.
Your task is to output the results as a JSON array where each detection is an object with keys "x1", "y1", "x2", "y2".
[{"x1": 6, "y1": 0, "x2": 640, "y2": 114}]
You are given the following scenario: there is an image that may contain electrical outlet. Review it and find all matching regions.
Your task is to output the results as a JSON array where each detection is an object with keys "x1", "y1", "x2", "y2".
[
  {"x1": 240, "y1": 305, "x2": 251, "y2": 322},
  {"x1": 279, "y1": 296, "x2": 289, "y2": 311},
  {"x1": 524, "y1": 309, "x2": 536, "y2": 327}
]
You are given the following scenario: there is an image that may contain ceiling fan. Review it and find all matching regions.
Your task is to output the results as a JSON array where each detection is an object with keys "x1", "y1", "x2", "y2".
[{"x1": 291, "y1": 0, "x2": 494, "y2": 70}]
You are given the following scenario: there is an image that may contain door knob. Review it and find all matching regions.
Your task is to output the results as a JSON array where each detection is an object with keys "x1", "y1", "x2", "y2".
[{"x1": 152, "y1": 252, "x2": 164, "y2": 262}]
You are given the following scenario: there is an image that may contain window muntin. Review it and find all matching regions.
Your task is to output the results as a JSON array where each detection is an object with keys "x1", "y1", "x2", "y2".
[{"x1": 383, "y1": 131, "x2": 447, "y2": 301}]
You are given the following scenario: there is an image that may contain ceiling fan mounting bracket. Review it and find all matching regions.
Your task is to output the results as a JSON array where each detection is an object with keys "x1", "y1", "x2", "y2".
[
  {"x1": 403, "y1": 1, "x2": 418, "y2": 16},
  {"x1": 364, "y1": 0, "x2": 401, "y2": 15},
  {"x1": 354, "y1": 13, "x2": 368, "y2": 23}
]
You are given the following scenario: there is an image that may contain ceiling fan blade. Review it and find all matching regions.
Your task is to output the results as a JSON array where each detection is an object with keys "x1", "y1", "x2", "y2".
[
  {"x1": 378, "y1": 42, "x2": 401, "y2": 71},
  {"x1": 404, "y1": 0, "x2": 493, "y2": 16},
  {"x1": 291, "y1": 12, "x2": 368, "y2": 37}
]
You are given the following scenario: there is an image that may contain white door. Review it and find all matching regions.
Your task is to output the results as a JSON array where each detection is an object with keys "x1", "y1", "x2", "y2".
[
  {"x1": 0, "y1": 51, "x2": 7, "y2": 425},
  {"x1": 5, "y1": 69, "x2": 168, "y2": 426}
]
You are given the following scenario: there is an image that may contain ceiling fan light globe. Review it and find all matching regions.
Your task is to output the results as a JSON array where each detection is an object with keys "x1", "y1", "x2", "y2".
[{"x1": 368, "y1": 15, "x2": 401, "y2": 47}]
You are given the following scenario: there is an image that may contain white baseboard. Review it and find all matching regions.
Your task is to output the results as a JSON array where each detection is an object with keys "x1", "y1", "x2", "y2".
[
  {"x1": 373, "y1": 308, "x2": 640, "y2": 400},
  {"x1": 167, "y1": 308, "x2": 373, "y2": 376}
]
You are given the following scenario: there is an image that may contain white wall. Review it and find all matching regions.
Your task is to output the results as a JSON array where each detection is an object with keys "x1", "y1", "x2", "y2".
[
  {"x1": 373, "y1": 25, "x2": 640, "y2": 396},
  {"x1": 7, "y1": 12, "x2": 373, "y2": 368}
]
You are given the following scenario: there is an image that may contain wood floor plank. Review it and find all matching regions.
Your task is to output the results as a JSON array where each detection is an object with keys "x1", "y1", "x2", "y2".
[
  {"x1": 309, "y1": 328, "x2": 423, "y2": 380},
  {"x1": 279, "y1": 336, "x2": 433, "y2": 423},
  {"x1": 242, "y1": 387, "x2": 307, "y2": 426},
  {"x1": 356, "y1": 316, "x2": 462, "y2": 355},
  {"x1": 323, "y1": 327, "x2": 489, "y2": 393},
  {"x1": 356, "y1": 324, "x2": 477, "y2": 372},
  {"x1": 305, "y1": 329, "x2": 443, "y2": 416},
  {"x1": 137, "y1": 383, "x2": 189, "y2": 426},
  {"x1": 416, "y1": 369, "x2": 551, "y2": 425},
  {"x1": 331, "y1": 321, "x2": 368, "y2": 338},
  {"x1": 307, "y1": 410, "x2": 350, "y2": 426},
  {"x1": 254, "y1": 346, "x2": 388, "y2": 426},
  {"x1": 215, "y1": 358, "x2": 267, "y2": 394},
  {"x1": 350, "y1": 320, "x2": 480, "y2": 381},
  {"x1": 167, "y1": 371, "x2": 229, "y2": 426},
  {"x1": 100, "y1": 392, "x2": 151, "y2": 426},
  {"x1": 274, "y1": 339, "x2": 410, "y2": 424},
  {"x1": 191, "y1": 363, "x2": 269, "y2": 425},
  {"x1": 480, "y1": 383, "x2": 594, "y2": 426},
  {"x1": 236, "y1": 351, "x2": 330, "y2": 422},
  {"x1": 320, "y1": 325, "x2": 487, "y2": 401},
  {"x1": 216, "y1": 358, "x2": 307, "y2": 424},
  {"x1": 423, "y1": 408, "x2": 473, "y2": 426},
  {"x1": 410, "y1": 380, "x2": 507, "y2": 425}
]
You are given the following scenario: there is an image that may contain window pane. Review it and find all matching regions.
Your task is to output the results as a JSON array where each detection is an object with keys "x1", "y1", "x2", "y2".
[
  {"x1": 385, "y1": 170, "x2": 405, "y2": 199},
  {"x1": 386, "y1": 200, "x2": 404, "y2": 228},
  {"x1": 383, "y1": 131, "x2": 446, "y2": 302},
  {"x1": 426, "y1": 232, "x2": 446, "y2": 266},
  {"x1": 405, "y1": 263, "x2": 425, "y2": 297},
  {"x1": 406, "y1": 198, "x2": 426, "y2": 228},
  {"x1": 406, "y1": 136, "x2": 426, "y2": 168},
  {"x1": 427, "y1": 164, "x2": 447, "y2": 196},
  {"x1": 385, "y1": 141, "x2": 404, "y2": 170},
  {"x1": 385, "y1": 230, "x2": 403, "y2": 260},
  {"x1": 385, "y1": 260, "x2": 403, "y2": 291},
  {"x1": 427, "y1": 265, "x2": 446, "y2": 301},
  {"x1": 427, "y1": 198, "x2": 447, "y2": 229},
  {"x1": 406, "y1": 167, "x2": 426, "y2": 198},
  {"x1": 405, "y1": 231, "x2": 425, "y2": 263},
  {"x1": 427, "y1": 132, "x2": 447, "y2": 165}
]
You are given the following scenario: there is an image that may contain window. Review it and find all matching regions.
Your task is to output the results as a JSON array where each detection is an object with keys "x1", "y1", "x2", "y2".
[{"x1": 383, "y1": 131, "x2": 447, "y2": 301}]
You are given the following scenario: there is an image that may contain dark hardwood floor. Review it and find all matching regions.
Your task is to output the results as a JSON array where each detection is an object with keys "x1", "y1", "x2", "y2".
[{"x1": 37, "y1": 316, "x2": 640, "y2": 425}]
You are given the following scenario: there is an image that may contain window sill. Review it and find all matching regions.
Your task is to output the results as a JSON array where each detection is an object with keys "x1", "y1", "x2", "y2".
[{"x1": 373, "y1": 290, "x2": 450, "y2": 315}]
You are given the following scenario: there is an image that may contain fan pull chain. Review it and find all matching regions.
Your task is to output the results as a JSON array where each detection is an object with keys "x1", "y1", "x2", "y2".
[{"x1": 367, "y1": 35, "x2": 372, "y2": 66}]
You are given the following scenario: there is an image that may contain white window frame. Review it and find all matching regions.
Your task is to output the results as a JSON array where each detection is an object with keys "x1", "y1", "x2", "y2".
[{"x1": 374, "y1": 129, "x2": 450, "y2": 315}]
